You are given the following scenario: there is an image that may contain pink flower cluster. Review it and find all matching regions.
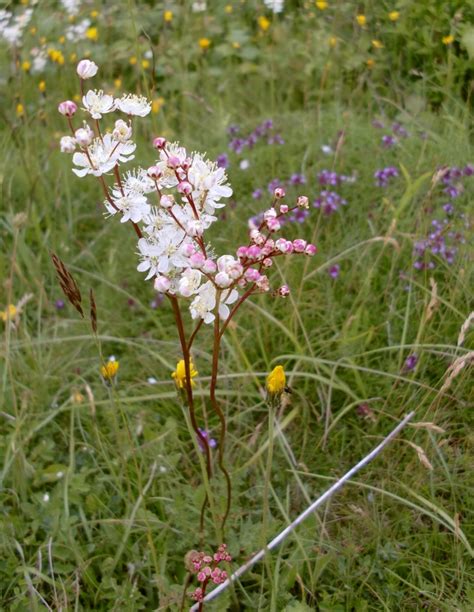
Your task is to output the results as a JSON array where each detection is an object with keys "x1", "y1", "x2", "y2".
[{"x1": 189, "y1": 544, "x2": 232, "y2": 602}]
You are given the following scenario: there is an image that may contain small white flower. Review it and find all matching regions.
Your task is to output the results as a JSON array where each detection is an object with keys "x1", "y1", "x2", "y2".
[
  {"x1": 107, "y1": 193, "x2": 150, "y2": 224},
  {"x1": 112, "y1": 119, "x2": 133, "y2": 143},
  {"x1": 115, "y1": 94, "x2": 152, "y2": 117},
  {"x1": 42, "y1": 493, "x2": 50, "y2": 502},
  {"x1": 178, "y1": 268, "x2": 202, "y2": 297},
  {"x1": 321, "y1": 144, "x2": 333, "y2": 155},
  {"x1": 239, "y1": 159, "x2": 250, "y2": 170},
  {"x1": 82, "y1": 89, "x2": 116, "y2": 119},
  {"x1": 77, "y1": 59, "x2": 98, "y2": 79},
  {"x1": 72, "y1": 134, "x2": 135, "y2": 177},
  {"x1": 147, "y1": 377, "x2": 158, "y2": 384},
  {"x1": 74, "y1": 124, "x2": 94, "y2": 147},
  {"x1": 60, "y1": 136, "x2": 76, "y2": 153},
  {"x1": 190, "y1": 282, "x2": 239, "y2": 324}
]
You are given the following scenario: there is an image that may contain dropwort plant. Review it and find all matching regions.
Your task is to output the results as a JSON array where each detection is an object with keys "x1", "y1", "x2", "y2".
[{"x1": 55, "y1": 60, "x2": 317, "y2": 545}]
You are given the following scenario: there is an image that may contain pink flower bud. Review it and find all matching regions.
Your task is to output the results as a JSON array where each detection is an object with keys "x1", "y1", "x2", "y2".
[
  {"x1": 167, "y1": 156, "x2": 182, "y2": 169},
  {"x1": 250, "y1": 229, "x2": 265, "y2": 246},
  {"x1": 181, "y1": 157, "x2": 192, "y2": 170},
  {"x1": 58, "y1": 100, "x2": 77, "y2": 117},
  {"x1": 292, "y1": 239, "x2": 307, "y2": 253},
  {"x1": 278, "y1": 285, "x2": 290, "y2": 297},
  {"x1": 76, "y1": 59, "x2": 98, "y2": 79},
  {"x1": 154, "y1": 276, "x2": 171, "y2": 293},
  {"x1": 183, "y1": 243, "x2": 196, "y2": 257},
  {"x1": 266, "y1": 217, "x2": 281, "y2": 232},
  {"x1": 197, "y1": 571, "x2": 207, "y2": 582},
  {"x1": 263, "y1": 207, "x2": 277, "y2": 221},
  {"x1": 74, "y1": 126, "x2": 93, "y2": 146},
  {"x1": 202, "y1": 259, "x2": 217, "y2": 274},
  {"x1": 190, "y1": 252, "x2": 205, "y2": 268},
  {"x1": 256, "y1": 274, "x2": 270, "y2": 291},
  {"x1": 153, "y1": 136, "x2": 167, "y2": 149},
  {"x1": 247, "y1": 245, "x2": 261, "y2": 260},
  {"x1": 245, "y1": 268, "x2": 261, "y2": 282},
  {"x1": 305, "y1": 243, "x2": 317, "y2": 256},
  {"x1": 177, "y1": 181, "x2": 192, "y2": 195},
  {"x1": 192, "y1": 587, "x2": 204, "y2": 602},
  {"x1": 263, "y1": 257, "x2": 273, "y2": 268},
  {"x1": 280, "y1": 204, "x2": 289, "y2": 214},
  {"x1": 215, "y1": 272, "x2": 232, "y2": 288},
  {"x1": 275, "y1": 238, "x2": 287, "y2": 252},
  {"x1": 147, "y1": 165, "x2": 162, "y2": 180},
  {"x1": 274, "y1": 187, "x2": 286, "y2": 199},
  {"x1": 236, "y1": 246, "x2": 249, "y2": 259},
  {"x1": 297, "y1": 195, "x2": 309, "y2": 209},
  {"x1": 160, "y1": 194, "x2": 174, "y2": 208}
]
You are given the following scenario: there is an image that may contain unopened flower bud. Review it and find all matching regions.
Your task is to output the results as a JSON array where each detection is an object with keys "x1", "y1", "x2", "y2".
[
  {"x1": 280, "y1": 204, "x2": 289, "y2": 214},
  {"x1": 181, "y1": 157, "x2": 192, "y2": 170},
  {"x1": 292, "y1": 239, "x2": 307, "y2": 253},
  {"x1": 74, "y1": 125, "x2": 93, "y2": 146},
  {"x1": 160, "y1": 194, "x2": 174, "y2": 208},
  {"x1": 274, "y1": 187, "x2": 286, "y2": 199},
  {"x1": 167, "y1": 155, "x2": 182, "y2": 169},
  {"x1": 263, "y1": 257, "x2": 273, "y2": 268},
  {"x1": 215, "y1": 272, "x2": 232, "y2": 288},
  {"x1": 266, "y1": 217, "x2": 281, "y2": 232},
  {"x1": 245, "y1": 268, "x2": 261, "y2": 282},
  {"x1": 236, "y1": 246, "x2": 249, "y2": 259},
  {"x1": 297, "y1": 195, "x2": 309, "y2": 209},
  {"x1": 76, "y1": 59, "x2": 98, "y2": 79},
  {"x1": 153, "y1": 136, "x2": 167, "y2": 149},
  {"x1": 177, "y1": 181, "x2": 192, "y2": 195},
  {"x1": 305, "y1": 243, "x2": 317, "y2": 256},
  {"x1": 256, "y1": 274, "x2": 270, "y2": 291},
  {"x1": 147, "y1": 165, "x2": 162, "y2": 180},
  {"x1": 183, "y1": 243, "x2": 196, "y2": 257},
  {"x1": 202, "y1": 259, "x2": 217, "y2": 274},
  {"x1": 186, "y1": 219, "x2": 204, "y2": 236},
  {"x1": 154, "y1": 275, "x2": 171, "y2": 293},
  {"x1": 250, "y1": 229, "x2": 265, "y2": 245},
  {"x1": 278, "y1": 284, "x2": 290, "y2": 297},
  {"x1": 58, "y1": 100, "x2": 77, "y2": 116},
  {"x1": 190, "y1": 252, "x2": 205, "y2": 268},
  {"x1": 60, "y1": 135, "x2": 76, "y2": 153},
  {"x1": 247, "y1": 245, "x2": 261, "y2": 259}
]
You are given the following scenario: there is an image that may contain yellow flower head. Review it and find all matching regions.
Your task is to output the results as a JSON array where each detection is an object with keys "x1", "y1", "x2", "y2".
[
  {"x1": 366, "y1": 58, "x2": 375, "y2": 68},
  {"x1": 129, "y1": 56, "x2": 137, "y2": 65},
  {"x1": 91, "y1": 10, "x2": 99, "y2": 18},
  {"x1": 232, "y1": 41, "x2": 240, "y2": 49},
  {"x1": 442, "y1": 35, "x2": 454, "y2": 45},
  {"x1": 199, "y1": 37, "x2": 211, "y2": 50},
  {"x1": 58, "y1": 35, "x2": 65, "y2": 44},
  {"x1": 225, "y1": 4, "x2": 233, "y2": 13},
  {"x1": 329, "y1": 35, "x2": 337, "y2": 48},
  {"x1": 164, "y1": 10, "x2": 173, "y2": 22},
  {"x1": 69, "y1": 52, "x2": 77, "y2": 62},
  {"x1": 142, "y1": 59, "x2": 150, "y2": 69},
  {"x1": 266, "y1": 365, "x2": 286, "y2": 397},
  {"x1": 100, "y1": 359, "x2": 119, "y2": 381},
  {"x1": 16, "y1": 103, "x2": 25, "y2": 117},
  {"x1": 172, "y1": 359, "x2": 198, "y2": 390},
  {"x1": 0, "y1": 304, "x2": 18, "y2": 322},
  {"x1": 388, "y1": 11, "x2": 400, "y2": 21},
  {"x1": 114, "y1": 78, "x2": 122, "y2": 88},
  {"x1": 316, "y1": 1, "x2": 328, "y2": 9},
  {"x1": 38, "y1": 80, "x2": 46, "y2": 93},
  {"x1": 86, "y1": 27, "x2": 98, "y2": 41},
  {"x1": 152, "y1": 97, "x2": 165, "y2": 113},
  {"x1": 356, "y1": 14, "x2": 366, "y2": 26},
  {"x1": 30, "y1": 26, "x2": 37, "y2": 35},
  {"x1": 371, "y1": 39, "x2": 383, "y2": 49},
  {"x1": 258, "y1": 15, "x2": 270, "y2": 32}
]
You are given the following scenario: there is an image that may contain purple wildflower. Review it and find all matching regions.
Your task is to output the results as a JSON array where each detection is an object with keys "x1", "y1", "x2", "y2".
[
  {"x1": 313, "y1": 190, "x2": 347, "y2": 215},
  {"x1": 289, "y1": 173, "x2": 306, "y2": 185},
  {"x1": 403, "y1": 354, "x2": 418, "y2": 372},
  {"x1": 374, "y1": 166, "x2": 399, "y2": 187},
  {"x1": 198, "y1": 428, "x2": 217, "y2": 451},
  {"x1": 288, "y1": 208, "x2": 309, "y2": 223},
  {"x1": 216, "y1": 153, "x2": 229, "y2": 169},
  {"x1": 328, "y1": 264, "x2": 340, "y2": 278},
  {"x1": 382, "y1": 134, "x2": 397, "y2": 148},
  {"x1": 252, "y1": 188, "x2": 263, "y2": 200},
  {"x1": 55, "y1": 299, "x2": 65, "y2": 310}
]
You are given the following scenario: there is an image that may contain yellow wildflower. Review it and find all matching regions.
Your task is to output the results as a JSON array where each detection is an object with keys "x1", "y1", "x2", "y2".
[
  {"x1": 232, "y1": 41, "x2": 240, "y2": 49},
  {"x1": 30, "y1": 26, "x2": 37, "y2": 35},
  {"x1": 372, "y1": 39, "x2": 383, "y2": 49},
  {"x1": 442, "y1": 35, "x2": 454, "y2": 45},
  {"x1": 114, "y1": 78, "x2": 122, "y2": 88},
  {"x1": 16, "y1": 103, "x2": 24, "y2": 117},
  {"x1": 69, "y1": 52, "x2": 77, "y2": 62},
  {"x1": 315, "y1": 1, "x2": 328, "y2": 9},
  {"x1": 142, "y1": 59, "x2": 150, "y2": 69},
  {"x1": 266, "y1": 365, "x2": 286, "y2": 397},
  {"x1": 258, "y1": 15, "x2": 270, "y2": 31},
  {"x1": 21, "y1": 60, "x2": 31, "y2": 72},
  {"x1": 58, "y1": 35, "x2": 65, "y2": 44},
  {"x1": 164, "y1": 10, "x2": 173, "y2": 22},
  {"x1": 73, "y1": 94, "x2": 81, "y2": 102},
  {"x1": 91, "y1": 10, "x2": 99, "y2": 18},
  {"x1": 100, "y1": 359, "x2": 119, "y2": 381},
  {"x1": 40, "y1": 36, "x2": 47, "y2": 45},
  {"x1": 225, "y1": 4, "x2": 233, "y2": 13},
  {"x1": 366, "y1": 58, "x2": 375, "y2": 68},
  {"x1": 152, "y1": 97, "x2": 165, "y2": 113},
  {"x1": 356, "y1": 14, "x2": 366, "y2": 26},
  {"x1": 0, "y1": 304, "x2": 18, "y2": 322},
  {"x1": 71, "y1": 390, "x2": 84, "y2": 404},
  {"x1": 129, "y1": 56, "x2": 137, "y2": 65},
  {"x1": 86, "y1": 27, "x2": 98, "y2": 41},
  {"x1": 388, "y1": 11, "x2": 400, "y2": 21},
  {"x1": 172, "y1": 359, "x2": 198, "y2": 390},
  {"x1": 199, "y1": 37, "x2": 211, "y2": 50},
  {"x1": 38, "y1": 80, "x2": 46, "y2": 93},
  {"x1": 329, "y1": 35, "x2": 337, "y2": 48}
]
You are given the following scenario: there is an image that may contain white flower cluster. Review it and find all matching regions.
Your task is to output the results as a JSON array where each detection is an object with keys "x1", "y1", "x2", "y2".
[
  {"x1": 263, "y1": 0, "x2": 284, "y2": 13},
  {"x1": 59, "y1": 61, "x2": 316, "y2": 325},
  {"x1": 0, "y1": 7, "x2": 34, "y2": 46}
]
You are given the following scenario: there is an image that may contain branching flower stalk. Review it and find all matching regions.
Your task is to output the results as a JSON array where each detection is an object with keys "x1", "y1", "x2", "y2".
[{"x1": 57, "y1": 59, "x2": 317, "y2": 536}]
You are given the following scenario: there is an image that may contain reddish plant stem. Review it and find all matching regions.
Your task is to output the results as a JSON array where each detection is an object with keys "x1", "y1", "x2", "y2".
[{"x1": 209, "y1": 300, "x2": 232, "y2": 532}]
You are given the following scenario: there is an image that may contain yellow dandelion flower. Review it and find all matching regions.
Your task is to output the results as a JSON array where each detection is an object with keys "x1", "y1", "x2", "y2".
[
  {"x1": 172, "y1": 359, "x2": 198, "y2": 390},
  {"x1": 30, "y1": 26, "x2": 37, "y2": 35},
  {"x1": 91, "y1": 10, "x2": 99, "y2": 18},
  {"x1": 142, "y1": 59, "x2": 150, "y2": 69},
  {"x1": 58, "y1": 35, "x2": 65, "y2": 44},
  {"x1": 71, "y1": 390, "x2": 84, "y2": 404},
  {"x1": 388, "y1": 11, "x2": 400, "y2": 21},
  {"x1": 86, "y1": 27, "x2": 98, "y2": 41},
  {"x1": 100, "y1": 359, "x2": 119, "y2": 381},
  {"x1": 129, "y1": 56, "x2": 137, "y2": 65},
  {"x1": 199, "y1": 37, "x2": 211, "y2": 50},
  {"x1": 21, "y1": 60, "x2": 31, "y2": 72},
  {"x1": 356, "y1": 14, "x2": 366, "y2": 26},
  {"x1": 266, "y1": 365, "x2": 286, "y2": 397},
  {"x1": 152, "y1": 97, "x2": 165, "y2": 113},
  {"x1": 329, "y1": 35, "x2": 337, "y2": 48},
  {"x1": 315, "y1": 1, "x2": 328, "y2": 9},
  {"x1": 225, "y1": 4, "x2": 233, "y2": 13},
  {"x1": 258, "y1": 15, "x2": 270, "y2": 31},
  {"x1": 38, "y1": 80, "x2": 46, "y2": 93},
  {"x1": 164, "y1": 10, "x2": 173, "y2": 22},
  {"x1": 371, "y1": 39, "x2": 383, "y2": 49},
  {"x1": 16, "y1": 103, "x2": 24, "y2": 117},
  {"x1": 21, "y1": 0, "x2": 29, "y2": 5},
  {"x1": 232, "y1": 41, "x2": 240, "y2": 49},
  {"x1": 442, "y1": 35, "x2": 454, "y2": 45},
  {"x1": 114, "y1": 78, "x2": 122, "y2": 88},
  {"x1": 0, "y1": 304, "x2": 18, "y2": 322},
  {"x1": 366, "y1": 58, "x2": 375, "y2": 68},
  {"x1": 39, "y1": 36, "x2": 47, "y2": 44}
]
